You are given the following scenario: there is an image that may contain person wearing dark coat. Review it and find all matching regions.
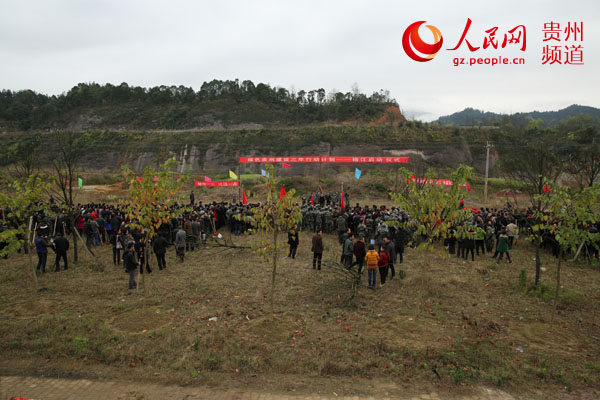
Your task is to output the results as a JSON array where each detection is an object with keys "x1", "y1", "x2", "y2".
[
  {"x1": 135, "y1": 235, "x2": 152, "y2": 274},
  {"x1": 35, "y1": 234, "x2": 51, "y2": 273},
  {"x1": 351, "y1": 236, "x2": 367, "y2": 273},
  {"x1": 342, "y1": 233, "x2": 354, "y2": 269},
  {"x1": 124, "y1": 242, "x2": 139, "y2": 289},
  {"x1": 52, "y1": 232, "x2": 69, "y2": 271},
  {"x1": 384, "y1": 236, "x2": 396, "y2": 279},
  {"x1": 336, "y1": 215, "x2": 347, "y2": 244},
  {"x1": 395, "y1": 228, "x2": 406, "y2": 263},
  {"x1": 311, "y1": 230, "x2": 323, "y2": 270},
  {"x1": 463, "y1": 227, "x2": 476, "y2": 261},
  {"x1": 153, "y1": 235, "x2": 169, "y2": 270},
  {"x1": 83, "y1": 218, "x2": 94, "y2": 248},
  {"x1": 287, "y1": 227, "x2": 299, "y2": 259}
]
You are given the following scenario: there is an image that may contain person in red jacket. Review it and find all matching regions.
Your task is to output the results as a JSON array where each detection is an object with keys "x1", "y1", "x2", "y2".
[{"x1": 378, "y1": 245, "x2": 390, "y2": 286}]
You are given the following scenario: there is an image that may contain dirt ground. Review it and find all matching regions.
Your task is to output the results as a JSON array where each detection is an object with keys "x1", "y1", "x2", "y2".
[
  {"x1": 1, "y1": 228, "x2": 599, "y2": 399},
  {"x1": 2, "y1": 374, "x2": 577, "y2": 400}
]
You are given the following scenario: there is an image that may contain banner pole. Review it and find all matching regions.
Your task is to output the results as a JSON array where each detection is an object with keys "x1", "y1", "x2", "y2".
[{"x1": 318, "y1": 159, "x2": 321, "y2": 190}]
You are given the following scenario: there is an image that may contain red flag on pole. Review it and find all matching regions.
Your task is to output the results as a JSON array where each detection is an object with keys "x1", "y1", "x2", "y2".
[
  {"x1": 242, "y1": 187, "x2": 248, "y2": 205},
  {"x1": 282, "y1": 163, "x2": 291, "y2": 168},
  {"x1": 280, "y1": 184, "x2": 286, "y2": 199},
  {"x1": 341, "y1": 189, "x2": 345, "y2": 210}
]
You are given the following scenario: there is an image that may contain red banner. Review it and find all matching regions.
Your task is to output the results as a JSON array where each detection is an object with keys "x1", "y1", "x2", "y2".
[
  {"x1": 408, "y1": 176, "x2": 471, "y2": 191},
  {"x1": 194, "y1": 181, "x2": 240, "y2": 187},
  {"x1": 239, "y1": 156, "x2": 409, "y2": 163}
]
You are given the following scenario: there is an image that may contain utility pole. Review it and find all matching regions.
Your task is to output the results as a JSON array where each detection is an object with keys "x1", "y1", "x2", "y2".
[{"x1": 484, "y1": 141, "x2": 492, "y2": 205}]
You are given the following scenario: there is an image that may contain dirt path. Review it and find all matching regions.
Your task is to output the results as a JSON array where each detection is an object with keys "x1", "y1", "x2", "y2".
[{"x1": 0, "y1": 375, "x2": 526, "y2": 400}]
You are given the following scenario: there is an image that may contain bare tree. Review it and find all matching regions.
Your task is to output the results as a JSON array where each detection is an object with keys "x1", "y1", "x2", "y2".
[
  {"x1": 48, "y1": 131, "x2": 81, "y2": 263},
  {"x1": 8, "y1": 135, "x2": 41, "y2": 179},
  {"x1": 499, "y1": 122, "x2": 564, "y2": 288}
]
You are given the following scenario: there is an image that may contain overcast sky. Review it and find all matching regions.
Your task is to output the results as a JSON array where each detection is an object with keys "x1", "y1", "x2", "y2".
[{"x1": 0, "y1": 0, "x2": 597, "y2": 121}]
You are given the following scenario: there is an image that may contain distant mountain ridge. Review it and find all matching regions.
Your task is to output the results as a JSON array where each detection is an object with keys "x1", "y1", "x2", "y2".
[{"x1": 437, "y1": 104, "x2": 600, "y2": 126}]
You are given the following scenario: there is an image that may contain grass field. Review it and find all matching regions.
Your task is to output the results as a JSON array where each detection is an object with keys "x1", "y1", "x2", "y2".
[{"x1": 0, "y1": 231, "x2": 599, "y2": 399}]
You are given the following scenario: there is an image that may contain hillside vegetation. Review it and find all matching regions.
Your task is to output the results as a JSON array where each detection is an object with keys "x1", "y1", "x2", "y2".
[
  {"x1": 0, "y1": 80, "x2": 399, "y2": 131},
  {"x1": 437, "y1": 105, "x2": 600, "y2": 127}
]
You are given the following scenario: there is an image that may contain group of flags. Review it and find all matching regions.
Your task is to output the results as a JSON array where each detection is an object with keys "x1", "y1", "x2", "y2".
[{"x1": 75, "y1": 161, "x2": 468, "y2": 211}]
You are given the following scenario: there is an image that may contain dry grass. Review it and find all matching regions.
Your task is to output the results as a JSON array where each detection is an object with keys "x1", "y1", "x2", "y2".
[{"x1": 0, "y1": 231, "x2": 599, "y2": 398}]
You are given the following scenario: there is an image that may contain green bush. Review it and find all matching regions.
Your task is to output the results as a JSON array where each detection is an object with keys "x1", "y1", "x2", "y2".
[
  {"x1": 518, "y1": 269, "x2": 527, "y2": 289},
  {"x1": 365, "y1": 182, "x2": 388, "y2": 194},
  {"x1": 72, "y1": 336, "x2": 89, "y2": 354}
]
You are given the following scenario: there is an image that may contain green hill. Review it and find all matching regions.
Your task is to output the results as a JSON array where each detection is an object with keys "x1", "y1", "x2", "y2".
[
  {"x1": 0, "y1": 80, "x2": 397, "y2": 131},
  {"x1": 437, "y1": 104, "x2": 600, "y2": 127}
]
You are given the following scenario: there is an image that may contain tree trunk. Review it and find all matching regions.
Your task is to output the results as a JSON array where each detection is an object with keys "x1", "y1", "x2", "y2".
[
  {"x1": 26, "y1": 217, "x2": 38, "y2": 288},
  {"x1": 72, "y1": 231, "x2": 78, "y2": 264},
  {"x1": 555, "y1": 249, "x2": 563, "y2": 303},
  {"x1": 70, "y1": 214, "x2": 78, "y2": 264},
  {"x1": 271, "y1": 228, "x2": 277, "y2": 314},
  {"x1": 571, "y1": 242, "x2": 585, "y2": 262},
  {"x1": 142, "y1": 232, "x2": 151, "y2": 311},
  {"x1": 535, "y1": 240, "x2": 541, "y2": 289},
  {"x1": 26, "y1": 241, "x2": 38, "y2": 289},
  {"x1": 73, "y1": 227, "x2": 101, "y2": 268},
  {"x1": 350, "y1": 268, "x2": 362, "y2": 302}
]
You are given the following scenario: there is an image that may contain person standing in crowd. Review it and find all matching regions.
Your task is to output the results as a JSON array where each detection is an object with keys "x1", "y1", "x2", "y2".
[
  {"x1": 378, "y1": 245, "x2": 390, "y2": 286},
  {"x1": 336, "y1": 214, "x2": 347, "y2": 244},
  {"x1": 90, "y1": 218, "x2": 100, "y2": 246},
  {"x1": 365, "y1": 244, "x2": 379, "y2": 289},
  {"x1": 184, "y1": 217, "x2": 195, "y2": 252},
  {"x1": 136, "y1": 234, "x2": 152, "y2": 274},
  {"x1": 351, "y1": 236, "x2": 366, "y2": 274},
  {"x1": 485, "y1": 222, "x2": 495, "y2": 254},
  {"x1": 384, "y1": 236, "x2": 396, "y2": 280},
  {"x1": 395, "y1": 227, "x2": 406, "y2": 263},
  {"x1": 506, "y1": 219, "x2": 518, "y2": 249},
  {"x1": 76, "y1": 215, "x2": 84, "y2": 236},
  {"x1": 446, "y1": 226, "x2": 457, "y2": 255},
  {"x1": 287, "y1": 226, "x2": 299, "y2": 259},
  {"x1": 175, "y1": 225, "x2": 187, "y2": 262},
  {"x1": 35, "y1": 232, "x2": 51, "y2": 274},
  {"x1": 83, "y1": 218, "x2": 94, "y2": 248},
  {"x1": 52, "y1": 231, "x2": 69, "y2": 271},
  {"x1": 496, "y1": 230, "x2": 512, "y2": 264},
  {"x1": 124, "y1": 242, "x2": 139, "y2": 289},
  {"x1": 153, "y1": 234, "x2": 169, "y2": 270},
  {"x1": 463, "y1": 227, "x2": 476, "y2": 261},
  {"x1": 343, "y1": 233, "x2": 354, "y2": 269},
  {"x1": 311, "y1": 230, "x2": 323, "y2": 270},
  {"x1": 474, "y1": 224, "x2": 486, "y2": 256},
  {"x1": 456, "y1": 231, "x2": 465, "y2": 259},
  {"x1": 96, "y1": 214, "x2": 106, "y2": 244},
  {"x1": 110, "y1": 229, "x2": 123, "y2": 265},
  {"x1": 190, "y1": 191, "x2": 195, "y2": 206}
]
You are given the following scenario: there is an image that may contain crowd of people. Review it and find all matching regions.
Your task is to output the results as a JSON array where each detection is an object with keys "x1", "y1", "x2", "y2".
[{"x1": 2, "y1": 194, "x2": 599, "y2": 290}]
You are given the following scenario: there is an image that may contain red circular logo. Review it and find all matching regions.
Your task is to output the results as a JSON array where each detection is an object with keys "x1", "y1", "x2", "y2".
[{"x1": 402, "y1": 21, "x2": 443, "y2": 62}]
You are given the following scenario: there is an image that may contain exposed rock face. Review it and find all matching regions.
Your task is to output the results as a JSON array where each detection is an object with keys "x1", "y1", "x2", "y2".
[{"x1": 77, "y1": 141, "x2": 494, "y2": 175}]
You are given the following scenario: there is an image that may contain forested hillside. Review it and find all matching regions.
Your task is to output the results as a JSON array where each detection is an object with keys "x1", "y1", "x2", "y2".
[
  {"x1": 0, "y1": 80, "x2": 399, "y2": 131},
  {"x1": 437, "y1": 104, "x2": 600, "y2": 127}
]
